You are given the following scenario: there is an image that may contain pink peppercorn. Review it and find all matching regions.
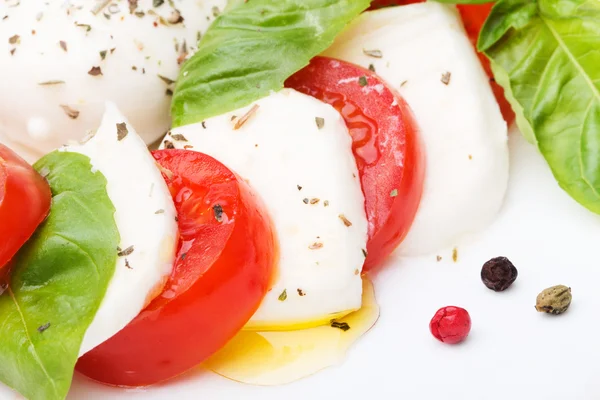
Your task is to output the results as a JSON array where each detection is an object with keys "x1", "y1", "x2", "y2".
[{"x1": 429, "y1": 306, "x2": 471, "y2": 344}]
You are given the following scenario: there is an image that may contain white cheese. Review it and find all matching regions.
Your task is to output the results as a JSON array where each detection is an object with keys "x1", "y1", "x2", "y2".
[
  {"x1": 323, "y1": 3, "x2": 509, "y2": 256},
  {"x1": 164, "y1": 89, "x2": 368, "y2": 329},
  {"x1": 0, "y1": 0, "x2": 227, "y2": 161},
  {"x1": 65, "y1": 103, "x2": 178, "y2": 355}
]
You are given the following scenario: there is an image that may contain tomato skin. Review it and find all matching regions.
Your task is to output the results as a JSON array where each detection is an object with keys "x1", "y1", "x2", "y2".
[
  {"x1": 286, "y1": 57, "x2": 424, "y2": 272},
  {"x1": 77, "y1": 150, "x2": 276, "y2": 387},
  {"x1": 368, "y1": 1, "x2": 515, "y2": 124},
  {"x1": 0, "y1": 144, "x2": 51, "y2": 269}
]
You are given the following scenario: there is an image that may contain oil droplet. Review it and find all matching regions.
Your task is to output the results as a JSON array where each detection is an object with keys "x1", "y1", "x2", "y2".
[{"x1": 203, "y1": 278, "x2": 378, "y2": 385}]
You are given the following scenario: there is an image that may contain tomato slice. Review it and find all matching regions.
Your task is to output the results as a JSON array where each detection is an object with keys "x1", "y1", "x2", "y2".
[
  {"x1": 286, "y1": 57, "x2": 424, "y2": 272},
  {"x1": 77, "y1": 150, "x2": 276, "y2": 387},
  {"x1": 0, "y1": 144, "x2": 51, "y2": 269},
  {"x1": 368, "y1": 1, "x2": 515, "y2": 124}
]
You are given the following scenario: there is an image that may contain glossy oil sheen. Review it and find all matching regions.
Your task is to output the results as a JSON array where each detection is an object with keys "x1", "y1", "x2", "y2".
[
  {"x1": 204, "y1": 278, "x2": 379, "y2": 385},
  {"x1": 286, "y1": 56, "x2": 425, "y2": 272}
]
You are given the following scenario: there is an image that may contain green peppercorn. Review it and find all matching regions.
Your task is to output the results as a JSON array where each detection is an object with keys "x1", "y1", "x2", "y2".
[{"x1": 535, "y1": 285, "x2": 572, "y2": 315}]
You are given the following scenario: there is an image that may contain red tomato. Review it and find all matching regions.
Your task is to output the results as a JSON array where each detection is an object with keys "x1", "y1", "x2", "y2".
[
  {"x1": 368, "y1": 1, "x2": 515, "y2": 124},
  {"x1": 77, "y1": 150, "x2": 276, "y2": 387},
  {"x1": 286, "y1": 57, "x2": 424, "y2": 272},
  {"x1": 0, "y1": 144, "x2": 51, "y2": 269}
]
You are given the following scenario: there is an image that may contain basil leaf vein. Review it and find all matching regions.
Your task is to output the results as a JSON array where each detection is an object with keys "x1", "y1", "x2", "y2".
[
  {"x1": 171, "y1": 0, "x2": 371, "y2": 127},
  {"x1": 479, "y1": 0, "x2": 600, "y2": 213},
  {"x1": 0, "y1": 151, "x2": 119, "y2": 400}
]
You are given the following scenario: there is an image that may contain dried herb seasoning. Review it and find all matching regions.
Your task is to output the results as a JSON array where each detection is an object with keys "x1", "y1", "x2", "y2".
[
  {"x1": 338, "y1": 214, "x2": 352, "y2": 227},
  {"x1": 331, "y1": 321, "x2": 350, "y2": 331},
  {"x1": 60, "y1": 105, "x2": 79, "y2": 119},
  {"x1": 117, "y1": 245, "x2": 134, "y2": 257},
  {"x1": 128, "y1": 0, "x2": 139, "y2": 14},
  {"x1": 363, "y1": 49, "x2": 383, "y2": 58},
  {"x1": 88, "y1": 66, "x2": 103, "y2": 76},
  {"x1": 315, "y1": 116, "x2": 325, "y2": 129},
  {"x1": 278, "y1": 289, "x2": 287, "y2": 301},
  {"x1": 39, "y1": 80, "x2": 65, "y2": 86},
  {"x1": 116, "y1": 122, "x2": 128, "y2": 140},
  {"x1": 158, "y1": 74, "x2": 175, "y2": 85},
  {"x1": 75, "y1": 23, "x2": 92, "y2": 32},
  {"x1": 92, "y1": 0, "x2": 111, "y2": 15},
  {"x1": 234, "y1": 104, "x2": 259, "y2": 130},
  {"x1": 441, "y1": 71, "x2": 451, "y2": 85},
  {"x1": 168, "y1": 10, "x2": 184, "y2": 24},
  {"x1": 213, "y1": 204, "x2": 224, "y2": 222}
]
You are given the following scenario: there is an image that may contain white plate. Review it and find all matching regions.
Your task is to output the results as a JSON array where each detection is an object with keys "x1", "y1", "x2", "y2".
[{"x1": 3, "y1": 130, "x2": 599, "y2": 399}]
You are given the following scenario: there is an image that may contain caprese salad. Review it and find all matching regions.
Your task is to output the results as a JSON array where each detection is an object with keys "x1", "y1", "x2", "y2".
[{"x1": 0, "y1": 0, "x2": 596, "y2": 398}]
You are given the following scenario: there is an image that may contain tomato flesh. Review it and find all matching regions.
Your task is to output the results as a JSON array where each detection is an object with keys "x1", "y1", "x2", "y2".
[
  {"x1": 286, "y1": 57, "x2": 424, "y2": 272},
  {"x1": 368, "y1": 1, "x2": 515, "y2": 124},
  {"x1": 0, "y1": 144, "x2": 51, "y2": 269},
  {"x1": 77, "y1": 150, "x2": 276, "y2": 387}
]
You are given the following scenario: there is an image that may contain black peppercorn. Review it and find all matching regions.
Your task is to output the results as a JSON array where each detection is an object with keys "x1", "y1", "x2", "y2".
[{"x1": 481, "y1": 256, "x2": 518, "y2": 292}]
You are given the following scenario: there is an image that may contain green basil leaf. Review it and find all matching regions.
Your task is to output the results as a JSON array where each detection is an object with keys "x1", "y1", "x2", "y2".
[
  {"x1": 479, "y1": 0, "x2": 600, "y2": 213},
  {"x1": 0, "y1": 151, "x2": 119, "y2": 400},
  {"x1": 171, "y1": 0, "x2": 371, "y2": 128}
]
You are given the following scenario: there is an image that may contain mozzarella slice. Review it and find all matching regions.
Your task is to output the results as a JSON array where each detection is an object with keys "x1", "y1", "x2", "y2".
[
  {"x1": 0, "y1": 0, "x2": 227, "y2": 161},
  {"x1": 164, "y1": 89, "x2": 368, "y2": 329},
  {"x1": 64, "y1": 103, "x2": 178, "y2": 355},
  {"x1": 323, "y1": 3, "x2": 509, "y2": 256}
]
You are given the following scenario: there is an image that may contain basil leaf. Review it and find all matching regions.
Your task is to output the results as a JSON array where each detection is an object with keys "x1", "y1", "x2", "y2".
[
  {"x1": 479, "y1": 0, "x2": 600, "y2": 213},
  {"x1": 171, "y1": 0, "x2": 370, "y2": 127},
  {"x1": 0, "y1": 151, "x2": 119, "y2": 400}
]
